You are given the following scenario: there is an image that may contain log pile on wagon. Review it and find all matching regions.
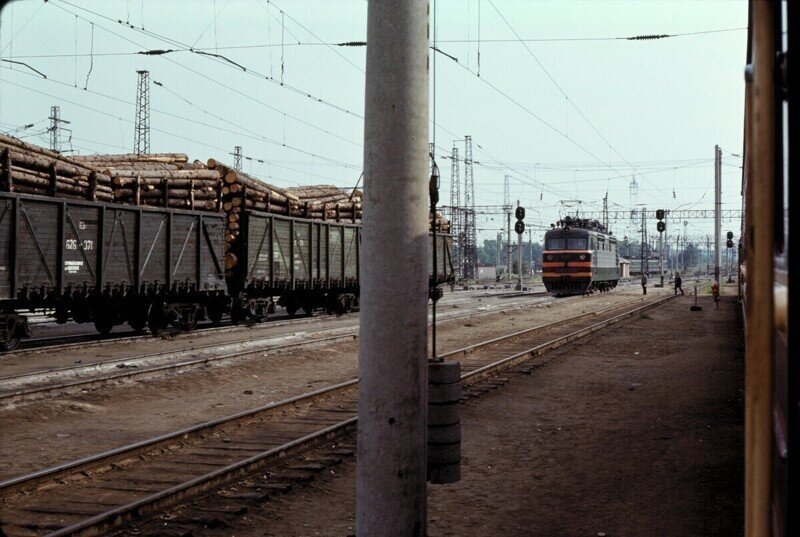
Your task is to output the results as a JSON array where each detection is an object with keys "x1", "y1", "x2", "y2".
[
  {"x1": 0, "y1": 134, "x2": 114, "y2": 202},
  {"x1": 71, "y1": 153, "x2": 222, "y2": 213}
]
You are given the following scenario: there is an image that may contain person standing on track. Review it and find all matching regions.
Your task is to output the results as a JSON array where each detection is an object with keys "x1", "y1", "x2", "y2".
[
  {"x1": 641, "y1": 272, "x2": 647, "y2": 295},
  {"x1": 674, "y1": 272, "x2": 685, "y2": 295}
]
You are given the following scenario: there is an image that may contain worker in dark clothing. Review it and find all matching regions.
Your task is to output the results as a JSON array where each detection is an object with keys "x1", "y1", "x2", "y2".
[
  {"x1": 674, "y1": 272, "x2": 685, "y2": 295},
  {"x1": 641, "y1": 272, "x2": 647, "y2": 295}
]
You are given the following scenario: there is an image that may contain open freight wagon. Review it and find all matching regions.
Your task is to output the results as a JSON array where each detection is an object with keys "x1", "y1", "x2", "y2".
[
  {"x1": 226, "y1": 210, "x2": 455, "y2": 321},
  {"x1": 0, "y1": 192, "x2": 227, "y2": 350}
]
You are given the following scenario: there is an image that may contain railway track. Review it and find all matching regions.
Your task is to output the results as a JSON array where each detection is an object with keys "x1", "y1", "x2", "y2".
[
  {"x1": 0, "y1": 293, "x2": 673, "y2": 536},
  {"x1": 4, "y1": 290, "x2": 549, "y2": 357},
  {"x1": 0, "y1": 291, "x2": 557, "y2": 406}
]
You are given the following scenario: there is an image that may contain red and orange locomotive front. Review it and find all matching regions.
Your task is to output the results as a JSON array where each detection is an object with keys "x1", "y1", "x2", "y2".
[{"x1": 542, "y1": 217, "x2": 619, "y2": 296}]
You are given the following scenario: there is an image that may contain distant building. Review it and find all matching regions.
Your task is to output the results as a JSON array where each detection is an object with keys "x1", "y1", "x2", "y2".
[
  {"x1": 477, "y1": 266, "x2": 497, "y2": 281},
  {"x1": 619, "y1": 258, "x2": 631, "y2": 278}
]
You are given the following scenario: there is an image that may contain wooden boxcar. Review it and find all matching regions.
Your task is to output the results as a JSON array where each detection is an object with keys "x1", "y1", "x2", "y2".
[
  {"x1": 0, "y1": 192, "x2": 227, "y2": 349},
  {"x1": 226, "y1": 209, "x2": 454, "y2": 320}
]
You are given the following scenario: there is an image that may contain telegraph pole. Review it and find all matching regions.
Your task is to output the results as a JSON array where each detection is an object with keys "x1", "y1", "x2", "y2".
[
  {"x1": 358, "y1": 1, "x2": 428, "y2": 534},
  {"x1": 714, "y1": 144, "x2": 722, "y2": 281}
]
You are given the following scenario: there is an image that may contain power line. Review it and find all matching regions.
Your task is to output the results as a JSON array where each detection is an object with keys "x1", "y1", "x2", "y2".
[
  {"x1": 50, "y1": 0, "x2": 364, "y2": 119},
  {"x1": 0, "y1": 76, "x2": 355, "y2": 186},
  {"x1": 44, "y1": 1, "x2": 364, "y2": 150}
]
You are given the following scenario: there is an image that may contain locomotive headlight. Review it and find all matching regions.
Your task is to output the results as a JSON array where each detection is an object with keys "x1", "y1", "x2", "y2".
[
  {"x1": 547, "y1": 255, "x2": 554, "y2": 261},
  {"x1": 579, "y1": 254, "x2": 586, "y2": 260}
]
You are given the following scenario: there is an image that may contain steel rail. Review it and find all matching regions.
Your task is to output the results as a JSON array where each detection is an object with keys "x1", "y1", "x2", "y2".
[
  {"x1": 4, "y1": 290, "x2": 549, "y2": 357},
  {"x1": 0, "y1": 293, "x2": 560, "y2": 406},
  {"x1": 0, "y1": 292, "x2": 671, "y2": 536}
]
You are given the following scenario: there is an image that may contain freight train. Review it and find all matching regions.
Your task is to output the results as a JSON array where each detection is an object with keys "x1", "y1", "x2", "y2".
[
  {"x1": 541, "y1": 216, "x2": 620, "y2": 296},
  {"x1": 0, "y1": 191, "x2": 454, "y2": 351}
]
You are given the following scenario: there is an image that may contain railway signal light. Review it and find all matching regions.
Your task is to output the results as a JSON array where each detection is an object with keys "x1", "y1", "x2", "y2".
[
  {"x1": 656, "y1": 209, "x2": 665, "y2": 220},
  {"x1": 515, "y1": 206, "x2": 526, "y2": 221},
  {"x1": 727, "y1": 239, "x2": 734, "y2": 248},
  {"x1": 656, "y1": 221, "x2": 666, "y2": 233},
  {"x1": 726, "y1": 231, "x2": 734, "y2": 240},
  {"x1": 515, "y1": 220, "x2": 525, "y2": 234}
]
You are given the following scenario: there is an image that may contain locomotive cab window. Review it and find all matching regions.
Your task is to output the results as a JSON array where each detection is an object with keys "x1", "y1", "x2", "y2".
[
  {"x1": 546, "y1": 238, "x2": 566, "y2": 250},
  {"x1": 567, "y1": 238, "x2": 587, "y2": 250}
]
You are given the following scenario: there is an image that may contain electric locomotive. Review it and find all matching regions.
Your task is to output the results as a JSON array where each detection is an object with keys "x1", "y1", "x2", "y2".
[{"x1": 541, "y1": 216, "x2": 619, "y2": 295}]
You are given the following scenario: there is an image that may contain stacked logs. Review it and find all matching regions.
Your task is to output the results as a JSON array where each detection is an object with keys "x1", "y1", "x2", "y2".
[
  {"x1": 70, "y1": 154, "x2": 222, "y2": 213},
  {"x1": 285, "y1": 184, "x2": 363, "y2": 221},
  {"x1": 0, "y1": 134, "x2": 113, "y2": 202},
  {"x1": 207, "y1": 159, "x2": 305, "y2": 269},
  {"x1": 431, "y1": 211, "x2": 451, "y2": 234}
]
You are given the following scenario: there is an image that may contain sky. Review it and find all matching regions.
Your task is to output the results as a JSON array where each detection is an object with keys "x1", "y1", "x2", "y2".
[{"x1": 0, "y1": 0, "x2": 748, "y2": 244}]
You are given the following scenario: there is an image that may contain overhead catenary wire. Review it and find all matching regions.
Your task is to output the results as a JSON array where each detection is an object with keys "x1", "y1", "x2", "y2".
[
  {"x1": 49, "y1": 0, "x2": 364, "y2": 119},
  {"x1": 27, "y1": 1, "x2": 365, "y2": 151},
  {"x1": 1, "y1": 64, "x2": 359, "y2": 169}
]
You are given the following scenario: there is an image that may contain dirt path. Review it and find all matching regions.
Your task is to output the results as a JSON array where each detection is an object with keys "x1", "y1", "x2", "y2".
[{"x1": 205, "y1": 294, "x2": 742, "y2": 537}]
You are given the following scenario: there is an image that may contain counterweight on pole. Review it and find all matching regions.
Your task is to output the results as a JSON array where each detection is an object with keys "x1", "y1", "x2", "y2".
[{"x1": 134, "y1": 70, "x2": 151, "y2": 155}]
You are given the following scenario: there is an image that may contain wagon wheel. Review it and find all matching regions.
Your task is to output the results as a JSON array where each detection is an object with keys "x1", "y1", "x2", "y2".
[
  {"x1": 0, "y1": 336, "x2": 20, "y2": 352},
  {"x1": 93, "y1": 315, "x2": 114, "y2": 336},
  {"x1": 148, "y1": 305, "x2": 164, "y2": 336},
  {"x1": 301, "y1": 302, "x2": 314, "y2": 316},
  {"x1": 176, "y1": 310, "x2": 198, "y2": 331},
  {"x1": 284, "y1": 299, "x2": 298, "y2": 318},
  {"x1": 128, "y1": 316, "x2": 148, "y2": 333},
  {"x1": 207, "y1": 307, "x2": 224, "y2": 324}
]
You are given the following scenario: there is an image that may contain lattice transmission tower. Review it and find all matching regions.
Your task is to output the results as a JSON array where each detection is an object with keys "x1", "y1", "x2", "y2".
[
  {"x1": 629, "y1": 175, "x2": 638, "y2": 237},
  {"x1": 48, "y1": 106, "x2": 67, "y2": 152},
  {"x1": 463, "y1": 135, "x2": 477, "y2": 280},
  {"x1": 233, "y1": 146, "x2": 243, "y2": 171},
  {"x1": 134, "y1": 70, "x2": 151, "y2": 155},
  {"x1": 449, "y1": 144, "x2": 462, "y2": 280}
]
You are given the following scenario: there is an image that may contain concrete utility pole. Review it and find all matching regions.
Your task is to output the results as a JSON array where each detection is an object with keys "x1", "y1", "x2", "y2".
[
  {"x1": 528, "y1": 228, "x2": 533, "y2": 275},
  {"x1": 506, "y1": 211, "x2": 512, "y2": 282},
  {"x1": 504, "y1": 175, "x2": 511, "y2": 283},
  {"x1": 357, "y1": 2, "x2": 429, "y2": 535},
  {"x1": 496, "y1": 232, "x2": 502, "y2": 271},
  {"x1": 714, "y1": 144, "x2": 722, "y2": 281},
  {"x1": 516, "y1": 200, "x2": 523, "y2": 290}
]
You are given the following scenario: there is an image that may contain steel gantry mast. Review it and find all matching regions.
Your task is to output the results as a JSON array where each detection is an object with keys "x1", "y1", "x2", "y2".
[
  {"x1": 450, "y1": 144, "x2": 462, "y2": 280},
  {"x1": 134, "y1": 70, "x2": 151, "y2": 155},
  {"x1": 463, "y1": 135, "x2": 477, "y2": 280}
]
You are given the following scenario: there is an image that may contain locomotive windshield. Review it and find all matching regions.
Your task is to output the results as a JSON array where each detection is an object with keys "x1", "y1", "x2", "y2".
[
  {"x1": 546, "y1": 238, "x2": 565, "y2": 250},
  {"x1": 567, "y1": 238, "x2": 588, "y2": 249}
]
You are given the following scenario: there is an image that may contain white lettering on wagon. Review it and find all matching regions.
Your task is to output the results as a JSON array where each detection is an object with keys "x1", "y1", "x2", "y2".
[{"x1": 64, "y1": 261, "x2": 84, "y2": 274}]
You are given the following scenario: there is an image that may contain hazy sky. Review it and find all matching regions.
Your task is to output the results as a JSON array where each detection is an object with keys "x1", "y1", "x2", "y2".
[{"x1": 0, "y1": 0, "x2": 747, "y2": 243}]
